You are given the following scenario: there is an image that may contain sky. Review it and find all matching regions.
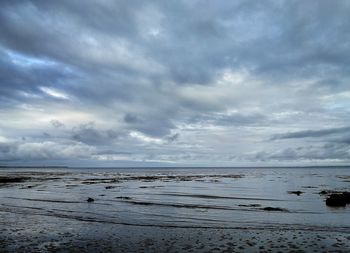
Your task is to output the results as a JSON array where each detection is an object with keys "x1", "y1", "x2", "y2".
[{"x1": 1, "y1": 0, "x2": 350, "y2": 167}]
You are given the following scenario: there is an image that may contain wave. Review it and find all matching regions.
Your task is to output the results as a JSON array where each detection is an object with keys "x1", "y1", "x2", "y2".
[
  {"x1": 3, "y1": 196, "x2": 111, "y2": 205},
  {"x1": 155, "y1": 192, "x2": 285, "y2": 201}
]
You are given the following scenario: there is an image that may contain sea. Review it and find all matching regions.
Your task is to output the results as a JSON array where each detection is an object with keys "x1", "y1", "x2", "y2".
[{"x1": 1, "y1": 167, "x2": 349, "y2": 232}]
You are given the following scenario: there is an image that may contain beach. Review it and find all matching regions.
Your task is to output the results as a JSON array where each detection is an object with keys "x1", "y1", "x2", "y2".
[{"x1": 0, "y1": 167, "x2": 349, "y2": 252}]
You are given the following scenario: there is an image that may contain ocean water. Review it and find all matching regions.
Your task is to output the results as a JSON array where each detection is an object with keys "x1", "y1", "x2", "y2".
[{"x1": 0, "y1": 167, "x2": 349, "y2": 232}]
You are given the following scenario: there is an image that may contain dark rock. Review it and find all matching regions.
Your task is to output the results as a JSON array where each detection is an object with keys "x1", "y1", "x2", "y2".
[
  {"x1": 341, "y1": 192, "x2": 350, "y2": 203},
  {"x1": 105, "y1": 186, "x2": 115, "y2": 189},
  {"x1": 0, "y1": 177, "x2": 30, "y2": 183},
  {"x1": 326, "y1": 194, "x2": 346, "y2": 207},
  {"x1": 288, "y1": 191, "x2": 303, "y2": 196},
  {"x1": 87, "y1": 197, "x2": 94, "y2": 202}
]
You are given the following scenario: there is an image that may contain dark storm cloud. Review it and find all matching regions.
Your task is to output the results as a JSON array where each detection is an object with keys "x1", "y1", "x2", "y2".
[
  {"x1": 1, "y1": 0, "x2": 349, "y2": 95},
  {"x1": 1, "y1": 0, "x2": 350, "y2": 164},
  {"x1": 0, "y1": 1, "x2": 348, "y2": 93}
]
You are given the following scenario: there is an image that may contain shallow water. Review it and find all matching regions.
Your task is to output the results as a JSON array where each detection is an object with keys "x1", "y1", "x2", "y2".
[{"x1": 1, "y1": 167, "x2": 349, "y2": 232}]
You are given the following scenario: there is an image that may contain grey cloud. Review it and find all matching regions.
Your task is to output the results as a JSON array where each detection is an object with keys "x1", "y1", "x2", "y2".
[
  {"x1": 0, "y1": 141, "x2": 95, "y2": 161},
  {"x1": 124, "y1": 113, "x2": 140, "y2": 124},
  {"x1": 71, "y1": 122, "x2": 120, "y2": 146},
  {"x1": 42, "y1": 132, "x2": 50, "y2": 138},
  {"x1": 123, "y1": 113, "x2": 174, "y2": 137},
  {"x1": 1, "y1": 0, "x2": 350, "y2": 106},
  {"x1": 0, "y1": 48, "x2": 74, "y2": 107},
  {"x1": 252, "y1": 143, "x2": 350, "y2": 162},
  {"x1": 272, "y1": 126, "x2": 350, "y2": 140},
  {"x1": 50, "y1": 120, "x2": 64, "y2": 128},
  {"x1": 186, "y1": 112, "x2": 268, "y2": 127},
  {"x1": 166, "y1": 133, "x2": 179, "y2": 143},
  {"x1": 96, "y1": 150, "x2": 132, "y2": 156}
]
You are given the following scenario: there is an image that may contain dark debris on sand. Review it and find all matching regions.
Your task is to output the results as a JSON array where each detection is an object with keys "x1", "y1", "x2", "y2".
[
  {"x1": 288, "y1": 191, "x2": 304, "y2": 196},
  {"x1": 261, "y1": 207, "x2": 288, "y2": 212},
  {"x1": 238, "y1": 204, "x2": 261, "y2": 207},
  {"x1": 105, "y1": 186, "x2": 116, "y2": 189},
  {"x1": 115, "y1": 196, "x2": 132, "y2": 200},
  {"x1": 319, "y1": 190, "x2": 330, "y2": 195},
  {"x1": 87, "y1": 198, "x2": 95, "y2": 202}
]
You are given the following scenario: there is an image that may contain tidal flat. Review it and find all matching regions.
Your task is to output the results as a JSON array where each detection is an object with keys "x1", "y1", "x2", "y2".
[{"x1": 0, "y1": 167, "x2": 349, "y2": 252}]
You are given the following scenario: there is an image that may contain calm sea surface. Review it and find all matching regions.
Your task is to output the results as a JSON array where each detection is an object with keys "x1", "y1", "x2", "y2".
[{"x1": 0, "y1": 167, "x2": 349, "y2": 231}]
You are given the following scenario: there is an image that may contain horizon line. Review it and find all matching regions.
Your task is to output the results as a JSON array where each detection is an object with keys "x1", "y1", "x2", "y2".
[{"x1": 1, "y1": 165, "x2": 350, "y2": 169}]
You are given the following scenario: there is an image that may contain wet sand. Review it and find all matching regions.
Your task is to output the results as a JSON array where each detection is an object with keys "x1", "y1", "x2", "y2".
[{"x1": 1, "y1": 211, "x2": 350, "y2": 253}]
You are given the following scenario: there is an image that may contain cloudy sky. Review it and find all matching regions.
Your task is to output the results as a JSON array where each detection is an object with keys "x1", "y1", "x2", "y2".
[{"x1": 1, "y1": 0, "x2": 350, "y2": 167}]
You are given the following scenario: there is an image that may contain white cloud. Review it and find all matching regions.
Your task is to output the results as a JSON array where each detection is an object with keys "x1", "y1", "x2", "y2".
[
  {"x1": 129, "y1": 131, "x2": 164, "y2": 144},
  {"x1": 40, "y1": 87, "x2": 70, "y2": 100}
]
